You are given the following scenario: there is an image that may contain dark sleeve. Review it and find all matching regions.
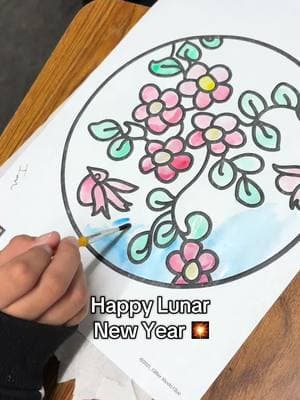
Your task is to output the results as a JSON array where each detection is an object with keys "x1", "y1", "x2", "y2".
[{"x1": 0, "y1": 311, "x2": 76, "y2": 400}]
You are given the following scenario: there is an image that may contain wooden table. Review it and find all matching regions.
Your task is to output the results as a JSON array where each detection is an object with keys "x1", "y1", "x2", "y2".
[{"x1": 0, "y1": 1, "x2": 299, "y2": 399}]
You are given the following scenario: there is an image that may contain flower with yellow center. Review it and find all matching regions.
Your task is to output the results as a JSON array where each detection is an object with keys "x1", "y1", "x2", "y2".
[
  {"x1": 204, "y1": 128, "x2": 223, "y2": 142},
  {"x1": 149, "y1": 101, "x2": 163, "y2": 115},
  {"x1": 154, "y1": 150, "x2": 172, "y2": 165},
  {"x1": 198, "y1": 75, "x2": 216, "y2": 92}
]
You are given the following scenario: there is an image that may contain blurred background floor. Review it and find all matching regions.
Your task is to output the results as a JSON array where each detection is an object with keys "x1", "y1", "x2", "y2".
[{"x1": 0, "y1": 0, "x2": 155, "y2": 134}]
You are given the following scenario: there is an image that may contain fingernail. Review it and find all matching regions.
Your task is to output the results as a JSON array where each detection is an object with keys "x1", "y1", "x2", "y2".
[
  {"x1": 35, "y1": 231, "x2": 57, "y2": 243},
  {"x1": 65, "y1": 236, "x2": 78, "y2": 246},
  {"x1": 42, "y1": 244, "x2": 54, "y2": 255}
]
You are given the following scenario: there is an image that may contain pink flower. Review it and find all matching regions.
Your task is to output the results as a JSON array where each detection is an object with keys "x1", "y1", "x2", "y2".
[
  {"x1": 77, "y1": 167, "x2": 138, "y2": 219},
  {"x1": 167, "y1": 241, "x2": 218, "y2": 285},
  {"x1": 187, "y1": 113, "x2": 246, "y2": 155},
  {"x1": 139, "y1": 138, "x2": 193, "y2": 183},
  {"x1": 273, "y1": 165, "x2": 300, "y2": 210},
  {"x1": 133, "y1": 84, "x2": 185, "y2": 134},
  {"x1": 178, "y1": 63, "x2": 232, "y2": 109}
]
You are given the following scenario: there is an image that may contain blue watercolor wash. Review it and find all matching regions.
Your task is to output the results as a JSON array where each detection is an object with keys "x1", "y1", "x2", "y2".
[
  {"x1": 83, "y1": 204, "x2": 298, "y2": 285},
  {"x1": 208, "y1": 204, "x2": 295, "y2": 280},
  {"x1": 83, "y1": 223, "x2": 175, "y2": 283},
  {"x1": 113, "y1": 217, "x2": 130, "y2": 226}
]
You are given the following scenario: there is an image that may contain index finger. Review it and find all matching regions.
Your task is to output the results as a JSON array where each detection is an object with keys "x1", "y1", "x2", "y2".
[
  {"x1": 0, "y1": 232, "x2": 60, "y2": 265},
  {"x1": 3, "y1": 238, "x2": 81, "y2": 320},
  {"x1": 0, "y1": 244, "x2": 53, "y2": 309}
]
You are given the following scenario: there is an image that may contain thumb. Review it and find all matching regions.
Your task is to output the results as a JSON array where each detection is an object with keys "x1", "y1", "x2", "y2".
[{"x1": 0, "y1": 232, "x2": 60, "y2": 265}]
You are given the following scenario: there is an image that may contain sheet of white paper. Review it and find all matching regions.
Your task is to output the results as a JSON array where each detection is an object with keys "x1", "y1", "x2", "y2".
[
  {"x1": 0, "y1": 1, "x2": 299, "y2": 399},
  {"x1": 57, "y1": 332, "x2": 151, "y2": 400}
]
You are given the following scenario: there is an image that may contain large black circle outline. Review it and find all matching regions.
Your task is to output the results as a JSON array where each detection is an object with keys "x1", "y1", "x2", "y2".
[{"x1": 61, "y1": 35, "x2": 300, "y2": 289}]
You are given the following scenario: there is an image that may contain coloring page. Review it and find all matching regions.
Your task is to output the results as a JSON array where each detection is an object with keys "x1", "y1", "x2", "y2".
[{"x1": 63, "y1": 34, "x2": 300, "y2": 288}]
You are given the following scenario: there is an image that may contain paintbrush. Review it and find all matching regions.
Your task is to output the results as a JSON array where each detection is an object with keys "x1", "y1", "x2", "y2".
[{"x1": 77, "y1": 223, "x2": 131, "y2": 247}]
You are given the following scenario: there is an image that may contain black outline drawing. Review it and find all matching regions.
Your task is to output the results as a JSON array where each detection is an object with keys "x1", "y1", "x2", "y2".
[
  {"x1": 238, "y1": 83, "x2": 300, "y2": 152},
  {"x1": 61, "y1": 35, "x2": 300, "y2": 289},
  {"x1": 238, "y1": 90, "x2": 268, "y2": 119},
  {"x1": 127, "y1": 209, "x2": 172, "y2": 264},
  {"x1": 166, "y1": 239, "x2": 219, "y2": 285},
  {"x1": 0, "y1": 226, "x2": 5, "y2": 237},
  {"x1": 271, "y1": 82, "x2": 300, "y2": 108},
  {"x1": 88, "y1": 119, "x2": 123, "y2": 141},
  {"x1": 146, "y1": 188, "x2": 175, "y2": 211},
  {"x1": 234, "y1": 175, "x2": 265, "y2": 208},
  {"x1": 132, "y1": 83, "x2": 186, "y2": 135},
  {"x1": 208, "y1": 153, "x2": 265, "y2": 206},
  {"x1": 153, "y1": 220, "x2": 177, "y2": 249},
  {"x1": 77, "y1": 166, "x2": 138, "y2": 219},
  {"x1": 187, "y1": 111, "x2": 247, "y2": 153},
  {"x1": 148, "y1": 57, "x2": 184, "y2": 78},
  {"x1": 252, "y1": 120, "x2": 281, "y2": 152},
  {"x1": 107, "y1": 137, "x2": 134, "y2": 161},
  {"x1": 138, "y1": 137, "x2": 194, "y2": 184},
  {"x1": 273, "y1": 164, "x2": 300, "y2": 210},
  {"x1": 175, "y1": 62, "x2": 233, "y2": 111},
  {"x1": 209, "y1": 158, "x2": 237, "y2": 190},
  {"x1": 200, "y1": 36, "x2": 223, "y2": 49},
  {"x1": 176, "y1": 41, "x2": 202, "y2": 63},
  {"x1": 183, "y1": 211, "x2": 212, "y2": 241},
  {"x1": 230, "y1": 153, "x2": 265, "y2": 175}
]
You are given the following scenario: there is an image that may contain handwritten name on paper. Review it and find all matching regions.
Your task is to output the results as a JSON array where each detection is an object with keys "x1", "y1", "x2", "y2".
[{"x1": 10, "y1": 164, "x2": 29, "y2": 190}]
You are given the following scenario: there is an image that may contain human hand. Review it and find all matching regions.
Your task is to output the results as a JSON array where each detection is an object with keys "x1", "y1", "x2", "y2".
[{"x1": 0, "y1": 232, "x2": 88, "y2": 326}]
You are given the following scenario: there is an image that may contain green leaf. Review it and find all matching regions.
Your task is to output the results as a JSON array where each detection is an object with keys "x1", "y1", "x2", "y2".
[
  {"x1": 108, "y1": 138, "x2": 133, "y2": 160},
  {"x1": 123, "y1": 122, "x2": 146, "y2": 139},
  {"x1": 177, "y1": 41, "x2": 201, "y2": 61},
  {"x1": 236, "y1": 177, "x2": 264, "y2": 207},
  {"x1": 184, "y1": 212, "x2": 211, "y2": 240},
  {"x1": 128, "y1": 231, "x2": 151, "y2": 263},
  {"x1": 239, "y1": 91, "x2": 267, "y2": 118},
  {"x1": 200, "y1": 36, "x2": 223, "y2": 49},
  {"x1": 154, "y1": 221, "x2": 177, "y2": 248},
  {"x1": 231, "y1": 154, "x2": 264, "y2": 174},
  {"x1": 209, "y1": 159, "x2": 236, "y2": 189},
  {"x1": 271, "y1": 83, "x2": 299, "y2": 108},
  {"x1": 252, "y1": 122, "x2": 281, "y2": 151},
  {"x1": 149, "y1": 57, "x2": 183, "y2": 77},
  {"x1": 147, "y1": 189, "x2": 174, "y2": 211},
  {"x1": 88, "y1": 119, "x2": 122, "y2": 141}
]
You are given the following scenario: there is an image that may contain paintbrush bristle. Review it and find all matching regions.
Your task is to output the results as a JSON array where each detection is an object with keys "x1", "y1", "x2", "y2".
[{"x1": 119, "y1": 223, "x2": 132, "y2": 231}]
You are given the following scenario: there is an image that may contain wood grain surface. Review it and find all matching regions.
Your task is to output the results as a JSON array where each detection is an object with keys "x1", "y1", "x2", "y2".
[{"x1": 0, "y1": 1, "x2": 299, "y2": 399}]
